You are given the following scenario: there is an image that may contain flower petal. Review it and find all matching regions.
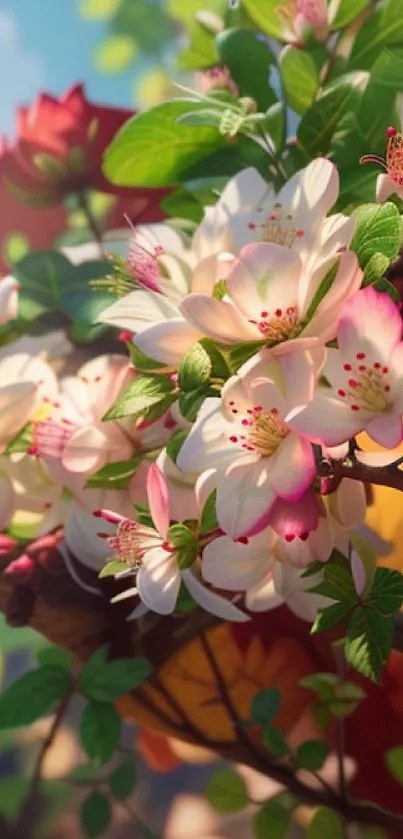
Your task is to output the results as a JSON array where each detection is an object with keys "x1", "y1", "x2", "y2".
[
  {"x1": 286, "y1": 395, "x2": 365, "y2": 446},
  {"x1": 98, "y1": 290, "x2": 181, "y2": 331},
  {"x1": 179, "y1": 294, "x2": 258, "y2": 344},
  {"x1": 177, "y1": 398, "x2": 241, "y2": 473},
  {"x1": 227, "y1": 242, "x2": 301, "y2": 319},
  {"x1": 202, "y1": 529, "x2": 274, "y2": 590},
  {"x1": 376, "y1": 173, "x2": 399, "y2": 204},
  {"x1": 217, "y1": 456, "x2": 276, "y2": 539},
  {"x1": 147, "y1": 463, "x2": 170, "y2": 538},
  {"x1": 136, "y1": 548, "x2": 180, "y2": 614},
  {"x1": 182, "y1": 564, "x2": 249, "y2": 621},
  {"x1": 366, "y1": 413, "x2": 403, "y2": 448},
  {"x1": 268, "y1": 433, "x2": 316, "y2": 501},
  {"x1": 134, "y1": 320, "x2": 201, "y2": 365},
  {"x1": 338, "y1": 286, "x2": 402, "y2": 364}
]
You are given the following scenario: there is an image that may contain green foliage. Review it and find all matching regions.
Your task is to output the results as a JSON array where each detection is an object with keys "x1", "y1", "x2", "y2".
[
  {"x1": 251, "y1": 688, "x2": 281, "y2": 723},
  {"x1": 205, "y1": 768, "x2": 249, "y2": 813},
  {"x1": 165, "y1": 429, "x2": 188, "y2": 464},
  {"x1": 262, "y1": 102, "x2": 285, "y2": 152},
  {"x1": 94, "y1": 35, "x2": 138, "y2": 74},
  {"x1": 103, "y1": 101, "x2": 227, "y2": 187},
  {"x1": 297, "y1": 78, "x2": 361, "y2": 157},
  {"x1": 348, "y1": 0, "x2": 403, "y2": 70},
  {"x1": 179, "y1": 383, "x2": 217, "y2": 422},
  {"x1": 279, "y1": 47, "x2": 318, "y2": 116},
  {"x1": 37, "y1": 646, "x2": 72, "y2": 670},
  {"x1": 331, "y1": 0, "x2": 371, "y2": 29},
  {"x1": 307, "y1": 808, "x2": 343, "y2": 839},
  {"x1": 5, "y1": 423, "x2": 33, "y2": 454},
  {"x1": 345, "y1": 606, "x2": 394, "y2": 682},
  {"x1": 80, "y1": 0, "x2": 121, "y2": 19},
  {"x1": 356, "y1": 49, "x2": 403, "y2": 148},
  {"x1": 367, "y1": 567, "x2": 403, "y2": 615},
  {"x1": 128, "y1": 343, "x2": 168, "y2": 372},
  {"x1": 109, "y1": 759, "x2": 137, "y2": 800},
  {"x1": 253, "y1": 796, "x2": 291, "y2": 839},
  {"x1": 241, "y1": 0, "x2": 283, "y2": 39},
  {"x1": 168, "y1": 523, "x2": 199, "y2": 569},
  {"x1": 111, "y1": 0, "x2": 175, "y2": 57},
  {"x1": 99, "y1": 558, "x2": 129, "y2": 579},
  {"x1": 81, "y1": 791, "x2": 112, "y2": 838},
  {"x1": 0, "y1": 666, "x2": 70, "y2": 730},
  {"x1": 199, "y1": 489, "x2": 219, "y2": 535},
  {"x1": 385, "y1": 746, "x2": 403, "y2": 785},
  {"x1": 79, "y1": 646, "x2": 151, "y2": 700},
  {"x1": 262, "y1": 722, "x2": 289, "y2": 757},
  {"x1": 13, "y1": 252, "x2": 113, "y2": 326},
  {"x1": 309, "y1": 552, "x2": 357, "y2": 603},
  {"x1": 295, "y1": 739, "x2": 330, "y2": 772},
  {"x1": 80, "y1": 700, "x2": 122, "y2": 765},
  {"x1": 103, "y1": 373, "x2": 176, "y2": 421},
  {"x1": 85, "y1": 456, "x2": 143, "y2": 489},
  {"x1": 311, "y1": 601, "x2": 352, "y2": 634},
  {"x1": 216, "y1": 28, "x2": 277, "y2": 110},
  {"x1": 178, "y1": 342, "x2": 212, "y2": 391},
  {"x1": 351, "y1": 203, "x2": 402, "y2": 273},
  {"x1": 299, "y1": 673, "x2": 366, "y2": 722}
]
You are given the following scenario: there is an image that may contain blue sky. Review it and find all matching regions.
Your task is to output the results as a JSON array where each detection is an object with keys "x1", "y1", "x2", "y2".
[{"x1": 0, "y1": 0, "x2": 140, "y2": 134}]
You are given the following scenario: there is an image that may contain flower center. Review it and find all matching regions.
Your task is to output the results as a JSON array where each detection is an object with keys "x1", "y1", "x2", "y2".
[
  {"x1": 250, "y1": 307, "x2": 300, "y2": 343},
  {"x1": 107, "y1": 520, "x2": 164, "y2": 570},
  {"x1": 228, "y1": 404, "x2": 289, "y2": 457},
  {"x1": 336, "y1": 353, "x2": 392, "y2": 413},
  {"x1": 28, "y1": 417, "x2": 75, "y2": 458},
  {"x1": 248, "y1": 202, "x2": 305, "y2": 249},
  {"x1": 127, "y1": 234, "x2": 164, "y2": 293}
]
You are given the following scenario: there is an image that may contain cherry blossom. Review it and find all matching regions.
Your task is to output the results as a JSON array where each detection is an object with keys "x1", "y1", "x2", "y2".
[
  {"x1": 287, "y1": 287, "x2": 403, "y2": 448},
  {"x1": 0, "y1": 351, "x2": 58, "y2": 453},
  {"x1": 180, "y1": 242, "x2": 362, "y2": 355},
  {"x1": 177, "y1": 351, "x2": 317, "y2": 539},
  {"x1": 276, "y1": 0, "x2": 339, "y2": 44},
  {"x1": 96, "y1": 464, "x2": 248, "y2": 620}
]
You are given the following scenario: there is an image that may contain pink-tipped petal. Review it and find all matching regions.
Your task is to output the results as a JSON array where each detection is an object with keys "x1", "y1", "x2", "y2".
[
  {"x1": 217, "y1": 456, "x2": 276, "y2": 540},
  {"x1": 338, "y1": 286, "x2": 402, "y2": 364},
  {"x1": 365, "y1": 413, "x2": 403, "y2": 449},
  {"x1": 179, "y1": 294, "x2": 258, "y2": 344},
  {"x1": 270, "y1": 490, "x2": 322, "y2": 540},
  {"x1": 147, "y1": 463, "x2": 170, "y2": 538},
  {"x1": 268, "y1": 433, "x2": 316, "y2": 501}
]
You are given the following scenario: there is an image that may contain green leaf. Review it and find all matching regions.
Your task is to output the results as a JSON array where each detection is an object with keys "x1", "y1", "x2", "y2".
[
  {"x1": 373, "y1": 277, "x2": 400, "y2": 303},
  {"x1": 200, "y1": 338, "x2": 231, "y2": 380},
  {"x1": 80, "y1": 700, "x2": 121, "y2": 765},
  {"x1": 356, "y1": 49, "x2": 403, "y2": 146},
  {"x1": 279, "y1": 46, "x2": 318, "y2": 116},
  {"x1": 109, "y1": 759, "x2": 137, "y2": 800},
  {"x1": 179, "y1": 342, "x2": 212, "y2": 391},
  {"x1": 311, "y1": 602, "x2": 352, "y2": 634},
  {"x1": 4, "y1": 423, "x2": 33, "y2": 454},
  {"x1": 345, "y1": 605, "x2": 394, "y2": 681},
  {"x1": 0, "y1": 665, "x2": 70, "y2": 730},
  {"x1": 216, "y1": 28, "x2": 277, "y2": 110},
  {"x1": 385, "y1": 746, "x2": 403, "y2": 785},
  {"x1": 13, "y1": 252, "x2": 73, "y2": 320},
  {"x1": 0, "y1": 776, "x2": 68, "y2": 825},
  {"x1": 161, "y1": 187, "x2": 204, "y2": 223},
  {"x1": 81, "y1": 791, "x2": 112, "y2": 839},
  {"x1": 362, "y1": 252, "x2": 390, "y2": 286},
  {"x1": 86, "y1": 456, "x2": 143, "y2": 489},
  {"x1": 79, "y1": 650, "x2": 151, "y2": 701},
  {"x1": 262, "y1": 722, "x2": 288, "y2": 757},
  {"x1": 103, "y1": 374, "x2": 175, "y2": 421},
  {"x1": 99, "y1": 559, "x2": 129, "y2": 579},
  {"x1": 351, "y1": 203, "x2": 402, "y2": 269},
  {"x1": 251, "y1": 688, "x2": 281, "y2": 723},
  {"x1": 176, "y1": 108, "x2": 222, "y2": 128},
  {"x1": 128, "y1": 343, "x2": 167, "y2": 372},
  {"x1": 348, "y1": 0, "x2": 403, "y2": 71},
  {"x1": 36, "y1": 646, "x2": 72, "y2": 670},
  {"x1": 199, "y1": 490, "x2": 218, "y2": 536},
  {"x1": 205, "y1": 768, "x2": 248, "y2": 813},
  {"x1": 229, "y1": 340, "x2": 266, "y2": 372},
  {"x1": 80, "y1": 0, "x2": 121, "y2": 19},
  {"x1": 368, "y1": 567, "x2": 403, "y2": 615},
  {"x1": 168, "y1": 523, "x2": 198, "y2": 569},
  {"x1": 253, "y1": 796, "x2": 291, "y2": 839},
  {"x1": 58, "y1": 260, "x2": 117, "y2": 326},
  {"x1": 261, "y1": 102, "x2": 285, "y2": 152},
  {"x1": 295, "y1": 739, "x2": 330, "y2": 772},
  {"x1": 330, "y1": 0, "x2": 370, "y2": 29},
  {"x1": 103, "y1": 101, "x2": 227, "y2": 187},
  {"x1": 165, "y1": 430, "x2": 188, "y2": 464},
  {"x1": 179, "y1": 384, "x2": 216, "y2": 422},
  {"x1": 175, "y1": 582, "x2": 198, "y2": 613},
  {"x1": 242, "y1": 0, "x2": 283, "y2": 39},
  {"x1": 307, "y1": 807, "x2": 343, "y2": 839},
  {"x1": 297, "y1": 79, "x2": 361, "y2": 157},
  {"x1": 309, "y1": 554, "x2": 357, "y2": 603}
]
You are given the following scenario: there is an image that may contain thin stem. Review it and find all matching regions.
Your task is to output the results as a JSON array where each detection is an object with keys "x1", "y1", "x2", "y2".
[
  {"x1": 76, "y1": 191, "x2": 104, "y2": 249},
  {"x1": 29, "y1": 682, "x2": 75, "y2": 801},
  {"x1": 316, "y1": 454, "x2": 403, "y2": 493}
]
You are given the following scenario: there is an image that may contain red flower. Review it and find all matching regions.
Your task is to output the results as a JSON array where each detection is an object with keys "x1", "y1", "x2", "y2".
[
  {"x1": 0, "y1": 83, "x2": 138, "y2": 205},
  {"x1": 0, "y1": 179, "x2": 68, "y2": 274}
]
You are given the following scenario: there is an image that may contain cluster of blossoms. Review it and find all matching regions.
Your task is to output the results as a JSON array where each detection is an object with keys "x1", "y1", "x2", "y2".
[{"x1": 1, "y1": 152, "x2": 401, "y2": 626}]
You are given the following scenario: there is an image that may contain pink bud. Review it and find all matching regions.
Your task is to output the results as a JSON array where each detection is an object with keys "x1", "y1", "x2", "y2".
[
  {"x1": 5, "y1": 554, "x2": 35, "y2": 582},
  {"x1": 0, "y1": 534, "x2": 17, "y2": 556}
]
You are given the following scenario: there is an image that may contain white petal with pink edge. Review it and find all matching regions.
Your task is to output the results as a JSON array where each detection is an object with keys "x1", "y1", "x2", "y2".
[
  {"x1": 98, "y1": 289, "x2": 181, "y2": 331},
  {"x1": 267, "y1": 433, "x2": 315, "y2": 501},
  {"x1": 216, "y1": 456, "x2": 276, "y2": 539},
  {"x1": 147, "y1": 463, "x2": 170, "y2": 538},
  {"x1": 177, "y1": 398, "x2": 242, "y2": 473},
  {"x1": 338, "y1": 286, "x2": 402, "y2": 364},
  {"x1": 365, "y1": 413, "x2": 403, "y2": 448},
  {"x1": 226, "y1": 242, "x2": 301, "y2": 319},
  {"x1": 286, "y1": 395, "x2": 365, "y2": 446},
  {"x1": 179, "y1": 294, "x2": 259, "y2": 344}
]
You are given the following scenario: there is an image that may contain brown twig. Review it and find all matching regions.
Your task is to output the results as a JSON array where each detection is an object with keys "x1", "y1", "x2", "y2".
[{"x1": 316, "y1": 455, "x2": 403, "y2": 492}]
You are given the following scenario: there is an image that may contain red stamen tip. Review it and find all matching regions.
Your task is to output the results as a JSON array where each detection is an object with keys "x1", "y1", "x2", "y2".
[{"x1": 388, "y1": 126, "x2": 397, "y2": 137}]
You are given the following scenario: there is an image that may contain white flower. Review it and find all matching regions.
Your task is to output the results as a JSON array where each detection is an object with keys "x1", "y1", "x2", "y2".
[{"x1": 287, "y1": 287, "x2": 403, "y2": 448}]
